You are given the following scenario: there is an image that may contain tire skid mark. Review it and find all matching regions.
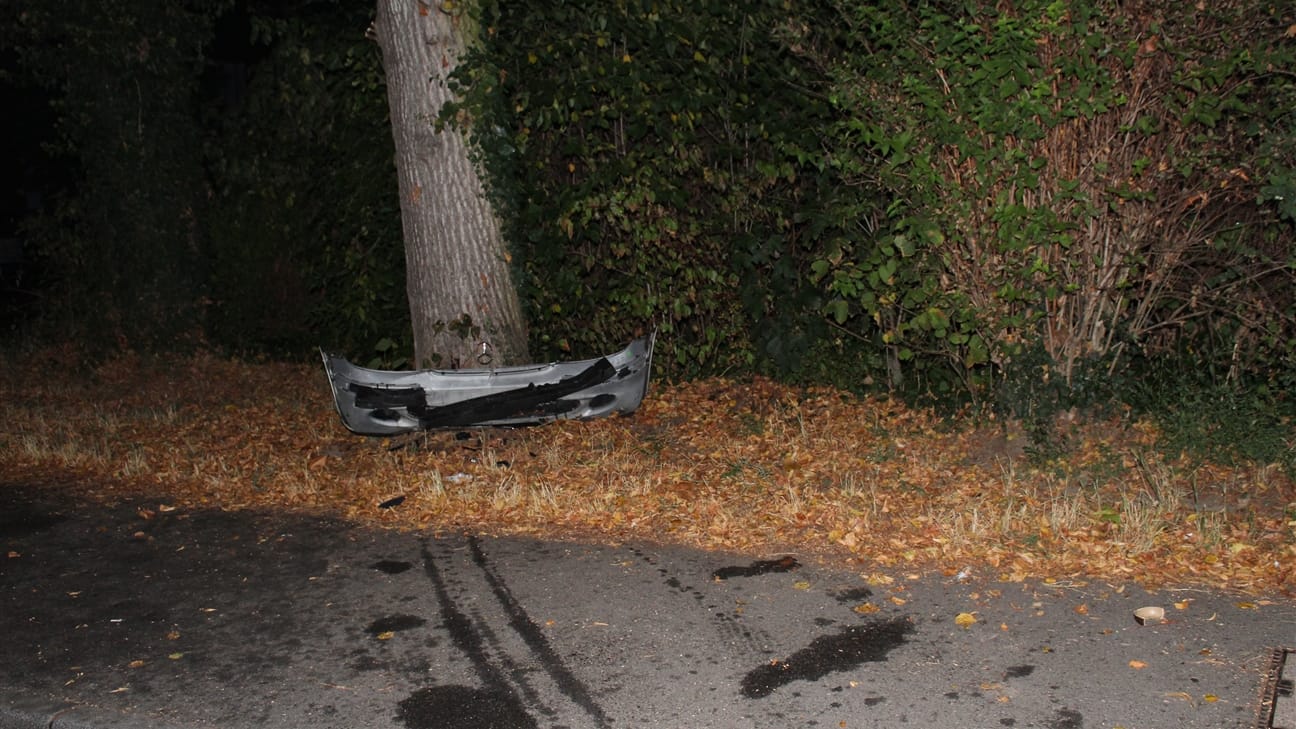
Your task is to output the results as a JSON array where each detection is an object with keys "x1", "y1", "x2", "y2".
[
  {"x1": 467, "y1": 535, "x2": 613, "y2": 729},
  {"x1": 421, "y1": 539, "x2": 561, "y2": 722},
  {"x1": 417, "y1": 538, "x2": 532, "y2": 714},
  {"x1": 630, "y1": 547, "x2": 775, "y2": 657}
]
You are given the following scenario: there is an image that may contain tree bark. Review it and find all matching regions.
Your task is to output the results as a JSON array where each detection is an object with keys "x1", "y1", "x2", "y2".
[{"x1": 374, "y1": 0, "x2": 529, "y2": 369}]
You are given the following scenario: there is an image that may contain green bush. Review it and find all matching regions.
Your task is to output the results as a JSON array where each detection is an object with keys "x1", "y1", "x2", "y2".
[
  {"x1": 798, "y1": 0, "x2": 1296, "y2": 405},
  {"x1": 451, "y1": 0, "x2": 847, "y2": 376}
]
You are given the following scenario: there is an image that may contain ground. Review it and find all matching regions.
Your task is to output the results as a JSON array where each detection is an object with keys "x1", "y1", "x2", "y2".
[{"x1": 2, "y1": 346, "x2": 1293, "y2": 595}]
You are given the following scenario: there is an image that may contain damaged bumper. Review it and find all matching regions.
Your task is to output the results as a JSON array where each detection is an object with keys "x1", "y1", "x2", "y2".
[{"x1": 320, "y1": 332, "x2": 654, "y2": 435}]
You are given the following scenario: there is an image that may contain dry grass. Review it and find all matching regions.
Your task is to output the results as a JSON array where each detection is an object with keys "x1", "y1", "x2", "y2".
[{"x1": 1, "y1": 348, "x2": 1294, "y2": 595}]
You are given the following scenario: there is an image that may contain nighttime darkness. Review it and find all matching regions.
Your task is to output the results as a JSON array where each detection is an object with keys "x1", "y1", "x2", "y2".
[{"x1": 1, "y1": 3, "x2": 1295, "y2": 727}]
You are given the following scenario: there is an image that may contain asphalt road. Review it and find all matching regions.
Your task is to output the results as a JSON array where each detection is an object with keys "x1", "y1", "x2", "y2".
[{"x1": 2, "y1": 482, "x2": 1292, "y2": 729}]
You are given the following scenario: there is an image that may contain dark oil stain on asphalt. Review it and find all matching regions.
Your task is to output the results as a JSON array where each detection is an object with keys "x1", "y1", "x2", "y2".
[
  {"x1": 712, "y1": 555, "x2": 799, "y2": 580},
  {"x1": 366, "y1": 614, "x2": 426, "y2": 636},
  {"x1": 373, "y1": 559, "x2": 413, "y2": 575},
  {"x1": 741, "y1": 617, "x2": 913, "y2": 699},
  {"x1": 1005, "y1": 664, "x2": 1035, "y2": 678},
  {"x1": 1045, "y1": 707, "x2": 1083, "y2": 729},
  {"x1": 833, "y1": 586, "x2": 873, "y2": 604},
  {"x1": 398, "y1": 685, "x2": 538, "y2": 729}
]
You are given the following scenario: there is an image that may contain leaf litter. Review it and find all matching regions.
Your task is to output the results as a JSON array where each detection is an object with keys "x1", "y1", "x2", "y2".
[{"x1": 1, "y1": 349, "x2": 1293, "y2": 595}]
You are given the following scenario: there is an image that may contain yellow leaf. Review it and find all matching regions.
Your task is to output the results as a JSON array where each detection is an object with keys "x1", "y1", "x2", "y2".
[
  {"x1": 128, "y1": 660, "x2": 145, "y2": 669},
  {"x1": 889, "y1": 596, "x2": 907, "y2": 606},
  {"x1": 376, "y1": 631, "x2": 395, "y2": 640},
  {"x1": 955, "y1": 612, "x2": 977, "y2": 628},
  {"x1": 793, "y1": 580, "x2": 811, "y2": 590},
  {"x1": 1235, "y1": 601, "x2": 1257, "y2": 610},
  {"x1": 1203, "y1": 694, "x2": 1218, "y2": 703},
  {"x1": 853, "y1": 603, "x2": 880, "y2": 614},
  {"x1": 1173, "y1": 601, "x2": 1190, "y2": 611},
  {"x1": 168, "y1": 652, "x2": 184, "y2": 660},
  {"x1": 1129, "y1": 660, "x2": 1147, "y2": 669}
]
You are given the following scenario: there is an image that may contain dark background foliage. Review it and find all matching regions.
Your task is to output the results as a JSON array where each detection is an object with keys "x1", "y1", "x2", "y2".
[{"x1": 1, "y1": 0, "x2": 1293, "y2": 462}]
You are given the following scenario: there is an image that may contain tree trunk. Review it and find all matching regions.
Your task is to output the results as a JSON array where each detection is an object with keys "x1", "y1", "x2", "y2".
[{"x1": 374, "y1": 0, "x2": 529, "y2": 369}]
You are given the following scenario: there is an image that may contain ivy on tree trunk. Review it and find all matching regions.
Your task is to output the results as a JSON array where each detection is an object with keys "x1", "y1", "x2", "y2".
[{"x1": 374, "y1": 0, "x2": 528, "y2": 369}]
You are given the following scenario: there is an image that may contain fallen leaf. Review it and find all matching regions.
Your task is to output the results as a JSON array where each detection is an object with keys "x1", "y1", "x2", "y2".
[
  {"x1": 793, "y1": 580, "x2": 811, "y2": 590},
  {"x1": 889, "y1": 595, "x2": 907, "y2": 606},
  {"x1": 1129, "y1": 660, "x2": 1147, "y2": 669},
  {"x1": 1203, "y1": 694, "x2": 1218, "y2": 703},
  {"x1": 128, "y1": 660, "x2": 145, "y2": 669},
  {"x1": 376, "y1": 631, "x2": 395, "y2": 640},
  {"x1": 168, "y1": 652, "x2": 184, "y2": 660},
  {"x1": 955, "y1": 612, "x2": 977, "y2": 628},
  {"x1": 1073, "y1": 603, "x2": 1089, "y2": 615},
  {"x1": 853, "y1": 603, "x2": 880, "y2": 614},
  {"x1": 1235, "y1": 601, "x2": 1256, "y2": 610}
]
